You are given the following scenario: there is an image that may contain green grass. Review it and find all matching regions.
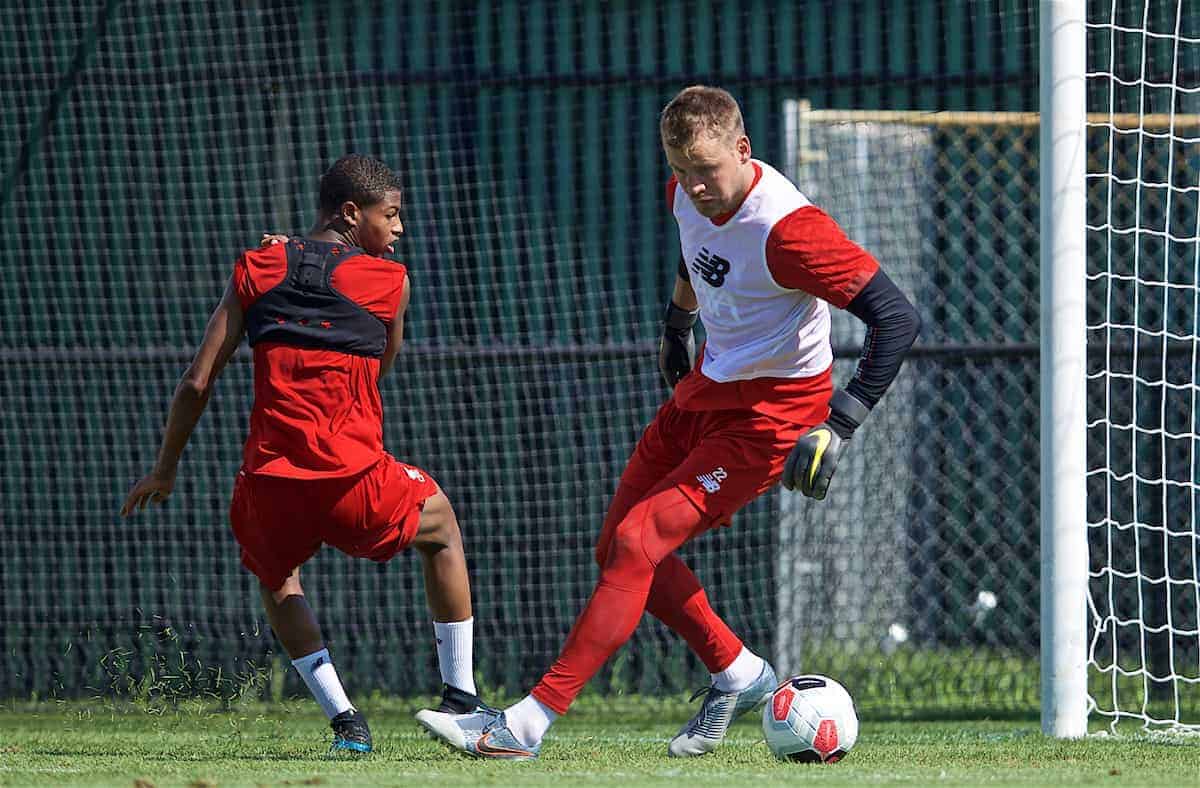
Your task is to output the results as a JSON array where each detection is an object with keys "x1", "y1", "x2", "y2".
[{"x1": 1, "y1": 700, "x2": 1197, "y2": 787}]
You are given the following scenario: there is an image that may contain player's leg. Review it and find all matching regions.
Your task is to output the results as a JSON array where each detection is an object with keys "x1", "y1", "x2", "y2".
[
  {"x1": 549, "y1": 414, "x2": 791, "y2": 756},
  {"x1": 443, "y1": 479, "x2": 662, "y2": 756},
  {"x1": 648, "y1": 556, "x2": 757, "y2": 681},
  {"x1": 604, "y1": 504, "x2": 768, "y2": 757},
  {"x1": 417, "y1": 479, "x2": 710, "y2": 760},
  {"x1": 598, "y1": 485, "x2": 744, "y2": 680},
  {"x1": 259, "y1": 567, "x2": 324, "y2": 658},
  {"x1": 531, "y1": 481, "x2": 708, "y2": 705},
  {"x1": 594, "y1": 417, "x2": 747, "y2": 686},
  {"x1": 411, "y1": 488, "x2": 471, "y2": 623},
  {"x1": 589, "y1": 396, "x2": 693, "y2": 565},
  {"x1": 657, "y1": 416, "x2": 810, "y2": 757},
  {"x1": 418, "y1": 402, "x2": 737, "y2": 758},
  {"x1": 662, "y1": 554, "x2": 776, "y2": 756},
  {"x1": 415, "y1": 408, "x2": 786, "y2": 759},
  {"x1": 322, "y1": 456, "x2": 481, "y2": 712},
  {"x1": 230, "y1": 470, "x2": 371, "y2": 754},
  {"x1": 595, "y1": 402, "x2": 744, "y2": 672},
  {"x1": 411, "y1": 486, "x2": 481, "y2": 708},
  {"x1": 259, "y1": 567, "x2": 371, "y2": 752}
]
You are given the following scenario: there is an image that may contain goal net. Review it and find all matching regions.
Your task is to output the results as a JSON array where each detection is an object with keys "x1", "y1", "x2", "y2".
[{"x1": 1085, "y1": 0, "x2": 1200, "y2": 734}]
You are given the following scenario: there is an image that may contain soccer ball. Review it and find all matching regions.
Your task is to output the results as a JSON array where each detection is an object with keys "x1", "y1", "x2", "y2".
[{"x1": 762, "y1": 674, "x2": 858, "y2": 763}]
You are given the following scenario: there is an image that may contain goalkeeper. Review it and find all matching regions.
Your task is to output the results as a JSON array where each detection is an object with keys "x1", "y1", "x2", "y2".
[
  {"x1": 418, "y1": 86, "x2": 920, "y2": 760},
  {"x1": 120, "y1": 155, "x2": 484, "y2": 754}
]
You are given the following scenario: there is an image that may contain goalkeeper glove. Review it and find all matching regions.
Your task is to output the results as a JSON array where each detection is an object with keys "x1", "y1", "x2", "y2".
[
  {"x1": 659, "y1": 301, "x2": 698, "y2": 388},
  {"x1": 782, "y1": 389, "x2": 871, "y2": 500}
]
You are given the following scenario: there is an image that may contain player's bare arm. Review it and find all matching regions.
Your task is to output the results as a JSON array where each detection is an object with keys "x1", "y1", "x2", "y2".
[
  {"x1": 671, "y1": 269, "x2": 697, "y2": 311},
  {"x1": 379, "y1": 273, "x2": 410, "y2": 379},
  {"x1": 120, "y1": 279, "x2": 245, "y2": 516}
]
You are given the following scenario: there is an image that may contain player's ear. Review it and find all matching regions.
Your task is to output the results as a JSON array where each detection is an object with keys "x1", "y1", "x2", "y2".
[
  {"x1": 735, "y1": 135, "x2": 751, "y2": 163},
  {"x1": 340, "y1": 201, "x2": 360, "y2": 228}
]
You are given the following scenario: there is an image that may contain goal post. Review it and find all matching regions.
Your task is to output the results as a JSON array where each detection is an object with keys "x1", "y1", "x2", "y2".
[{"x1": 1039, "y1": 0, "x2": 1089, "y2": 740}]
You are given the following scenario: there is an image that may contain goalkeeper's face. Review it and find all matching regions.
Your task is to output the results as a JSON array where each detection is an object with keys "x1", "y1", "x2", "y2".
[{"x1": 663, "y1": 133, "x2": 753, "y2": 218}]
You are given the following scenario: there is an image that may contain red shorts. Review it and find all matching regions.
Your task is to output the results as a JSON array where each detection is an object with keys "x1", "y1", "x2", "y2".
[
  {"x1": 229, "y1": 453, "x2": 438, "y2": 590},
  {"x1": 620, "y1": 392, "x2": 827, "y2": 527}
]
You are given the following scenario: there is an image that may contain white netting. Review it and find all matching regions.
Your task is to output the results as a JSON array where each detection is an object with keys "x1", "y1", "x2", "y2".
[{"x1": 1085, "y1": 0, "x2": 1200, "y2": 734}]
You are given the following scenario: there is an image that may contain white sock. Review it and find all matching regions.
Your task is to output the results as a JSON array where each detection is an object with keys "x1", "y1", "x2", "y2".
[
  {"x1": 711, "y1": 647, "x2": 765, "y2": 692},
  {"x1": 503, "y1": 695, "x2": 558, "y2": 746},
  {"x1": 292, "y1": 648, "x2": 354, "y2": 719},
  {"x1": 434, "y1": 617, "x2": 477, "y2": 695}
]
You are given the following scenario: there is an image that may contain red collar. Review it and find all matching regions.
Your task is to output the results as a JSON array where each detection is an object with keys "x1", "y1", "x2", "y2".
[{"x1": 710, "y1": 162, "x2": 762, "y2": 226}]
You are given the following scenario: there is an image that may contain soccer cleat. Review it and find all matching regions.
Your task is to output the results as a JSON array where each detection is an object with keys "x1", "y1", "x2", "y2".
[
  {"x1": 667, "y1": 661, "x2": 778, "y2": 757},
  {"x1": 415, "y1": 707, "x2": 540, "y2": 761},
  {"x1": 329, "y1": 708, "x2": 372, "y2": 754},
  {"x1": 435, "y1": 683, "x2": 485, "y2": 714}
]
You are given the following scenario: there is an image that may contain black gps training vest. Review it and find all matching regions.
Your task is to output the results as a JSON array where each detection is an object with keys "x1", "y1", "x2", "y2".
[{"x1": 244, "y1": 239, "x2": 389, "y2": 358}]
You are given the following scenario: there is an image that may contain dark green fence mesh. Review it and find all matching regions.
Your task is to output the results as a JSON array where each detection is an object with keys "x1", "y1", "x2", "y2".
[{"x1": 0, "y1": 0, "x2": 1040, "y2": 715}]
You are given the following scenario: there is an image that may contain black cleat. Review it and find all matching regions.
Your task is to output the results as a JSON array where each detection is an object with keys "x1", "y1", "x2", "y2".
[
  {"x1": 436, "y1": 683, "x2": 485, "y2": 714},
  {"x1": 330, "y1": 708, "x2": 372, "y2": 754}
]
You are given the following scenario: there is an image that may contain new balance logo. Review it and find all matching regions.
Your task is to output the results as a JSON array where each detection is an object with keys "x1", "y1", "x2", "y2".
[
  {"x1": 404, "y1": 467, "x2": 426, "y2": 482},
  {"x1": 696, "y1": 467, "x2": 728, "y2": 493},
  {"x1": 691, "y1": 247, "x2": 731, "y2": 287}
]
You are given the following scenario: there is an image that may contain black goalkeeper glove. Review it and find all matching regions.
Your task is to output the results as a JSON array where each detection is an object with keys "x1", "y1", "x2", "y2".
[
  {"x1": 659, "y1": 301, "x2": 698, "y2": 388},
  {"x1": 781, "y1": 390, "x2": 871, "y2": 500}
]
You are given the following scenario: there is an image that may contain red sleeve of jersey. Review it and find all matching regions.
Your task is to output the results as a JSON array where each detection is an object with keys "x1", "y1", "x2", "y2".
[
  {"x1": 765, "y1": 206, "x2": 880, "y2": 308},
  {"x1": 666, "y1": 175, "x2": 677, "y2": 213},
  {"x1": 330, "y1": 255, "x2": 408, "y2": 324},
  {"x1": 232, "y1": 244, "x2": 288, "y2": 311}
]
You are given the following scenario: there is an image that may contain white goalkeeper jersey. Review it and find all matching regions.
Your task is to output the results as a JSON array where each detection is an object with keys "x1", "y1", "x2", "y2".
[{"x1": 673, "y1": 159, "x2": 832, "y2": 382}]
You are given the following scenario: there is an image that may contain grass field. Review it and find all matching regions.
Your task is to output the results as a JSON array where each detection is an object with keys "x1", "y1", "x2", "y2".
[{"x1": 1, "y1": 699, "x2": 1198, "y2": 787}]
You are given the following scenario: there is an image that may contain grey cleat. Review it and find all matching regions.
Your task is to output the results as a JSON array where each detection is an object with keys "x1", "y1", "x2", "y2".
[
  {"x1": 416, "y1": 707, "x2": 541, "y2": 761},
  {"x1": 668, "y1": 661, "x2": 778, "y2": 757}
]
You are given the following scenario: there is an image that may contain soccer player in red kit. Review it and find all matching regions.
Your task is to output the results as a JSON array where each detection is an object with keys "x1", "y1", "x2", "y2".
[
  {"x1": 121, "y1": 155, "x2": 484, "y2": 754},
  {"x1": 417, "y1": 86, "x2": 921, "y2": 760}
]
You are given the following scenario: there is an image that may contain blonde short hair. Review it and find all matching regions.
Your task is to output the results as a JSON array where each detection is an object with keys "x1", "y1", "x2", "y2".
[{"x1": 659, "y1": 85, "x2": 746, "y2": 152}]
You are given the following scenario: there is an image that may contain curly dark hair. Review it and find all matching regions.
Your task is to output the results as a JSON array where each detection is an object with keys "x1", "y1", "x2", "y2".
[{"x1": 318, "y1": 154, "x2": 402, "y2": 213}]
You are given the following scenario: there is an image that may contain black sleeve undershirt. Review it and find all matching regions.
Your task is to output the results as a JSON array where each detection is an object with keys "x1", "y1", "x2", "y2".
[{"x1": 841, "y1": 268, "x2": 922, "y2": 411}]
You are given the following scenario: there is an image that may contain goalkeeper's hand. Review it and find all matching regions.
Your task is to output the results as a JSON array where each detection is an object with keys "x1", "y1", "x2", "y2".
[
  {"x1": 659, "y1": 301, "x2": 698, "y2": 388},
  {"x1": 781, "y1": 390, "x2": 871, "y2": 500}
]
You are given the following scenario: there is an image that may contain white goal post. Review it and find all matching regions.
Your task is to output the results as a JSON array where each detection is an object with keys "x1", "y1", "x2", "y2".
[{"x1": 1039, "y1": 0, "x2": 1088, "y2": 740}]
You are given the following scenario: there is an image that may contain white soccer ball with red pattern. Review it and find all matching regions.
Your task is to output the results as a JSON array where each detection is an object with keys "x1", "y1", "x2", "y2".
[{"x1": 762, "y1": 674, "x2": 858, "y2": 763}]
